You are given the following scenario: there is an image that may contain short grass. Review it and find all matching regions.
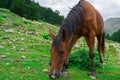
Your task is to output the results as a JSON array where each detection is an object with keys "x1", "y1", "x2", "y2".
[{"x1": 0, "y1": 8, "x2": 120, "y2": 80}]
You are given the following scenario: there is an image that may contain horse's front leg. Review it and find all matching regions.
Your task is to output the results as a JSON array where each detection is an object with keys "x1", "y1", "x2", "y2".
[
  {"x1": 60, "y1": 61, "x2": 69, "y2": 77},
  {"x1": 85, "y1": 31, "x2": 96, "y2": 79},
  {"x1": 61, "y1": 62, "x2": 69, "y2": 71},
  {"x1": 60, "y1": 53, "x2": 69, "y2": 77}
]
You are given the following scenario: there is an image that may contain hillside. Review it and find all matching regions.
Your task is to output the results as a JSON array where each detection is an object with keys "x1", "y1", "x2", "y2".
[
  {"x1": 0, "y1": 8, "x2": 58, "y2": 79},
  {"x1": 0, "y1": 8, "x2": 120, "y2": 80},
  {"x1": 104, "y1": 18, "x2": 120, "y2": 35},
  {"x1": 0, "y1": 0, "x2": 64, "y2": 25}
]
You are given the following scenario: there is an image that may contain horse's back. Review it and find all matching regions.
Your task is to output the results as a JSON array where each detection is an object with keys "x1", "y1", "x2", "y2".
[
  {"x1": 81, "y1": 0, "x2": 104, "y2": 36},
  {"x1": 95, "y1": 10, "x2": 104, "y2": 35}
]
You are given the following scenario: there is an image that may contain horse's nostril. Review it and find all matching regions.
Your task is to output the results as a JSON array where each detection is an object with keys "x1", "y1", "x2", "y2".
[{"x1": 55, "y1": 73, "x2": 58, "y2": 76}]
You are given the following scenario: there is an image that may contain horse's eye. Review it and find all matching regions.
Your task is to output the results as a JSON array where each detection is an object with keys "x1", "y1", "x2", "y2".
[{"x1": 60, "y1": 51, "x2": 64, "y2": 54}]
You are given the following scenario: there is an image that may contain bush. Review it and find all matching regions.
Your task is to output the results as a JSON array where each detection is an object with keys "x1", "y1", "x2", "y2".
[
  {"x1": 42, "y1": 34, "x2": 50, "y2": 40},
  {"x1": 23, "y1": 20, "x2": 32, "y2": 25},
  {"x1": 0, "y1": 17, "x2": 3, "y2": 22},
  {"x1": 69, "y1": 48, "x2": 101, "y2": 70}
]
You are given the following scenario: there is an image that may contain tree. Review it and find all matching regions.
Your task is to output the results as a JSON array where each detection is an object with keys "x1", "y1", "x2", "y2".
[
  {"x1": 25, "y1": 2, "x2": 41, "y2": 20},
  {"x1": 0, "y1": 0, "x2": 13, "y2": 8},
  {"x1": 10, "y1": 0, "x2": 27, "y2": 17},
  {"x1": 105, "y1": 33, "x2": 111, "y2": 40},
  {"x1": 0, "y1": 0, "x2": 64, "y2": 25},
  {"x1": 111, "y1": 29, "x2": 120, "y2": 43},
  {"x1": 55, "y1": 10, "x2": 60, "y2": 15}
]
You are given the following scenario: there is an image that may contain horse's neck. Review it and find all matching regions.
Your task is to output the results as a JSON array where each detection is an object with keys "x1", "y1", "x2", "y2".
[{"x1": 67, "y1": 34, "x2": 79, "y2": 49}]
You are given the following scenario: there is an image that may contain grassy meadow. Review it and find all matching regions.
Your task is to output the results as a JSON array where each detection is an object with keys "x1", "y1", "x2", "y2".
[{"x1": 0, "y1": 8, "x2": 120, "y2": 80}]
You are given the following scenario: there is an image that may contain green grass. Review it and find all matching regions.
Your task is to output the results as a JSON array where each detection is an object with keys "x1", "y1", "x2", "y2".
[{"x1": 0, "y1": 8, "x2": 120, "y2": 80}]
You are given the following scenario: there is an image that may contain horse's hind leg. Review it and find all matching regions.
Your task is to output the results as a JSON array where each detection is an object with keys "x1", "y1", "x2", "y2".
[
  {"x1": 97, "y1": 35, "x2": 103, "y2": 64},
  {"x1": 85, "y1": 31, "x2": 96, "y2": 78}
]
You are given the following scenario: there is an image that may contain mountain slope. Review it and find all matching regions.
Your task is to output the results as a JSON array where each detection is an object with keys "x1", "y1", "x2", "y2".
[
  {"x1": 104, "y1": 18, "x2": 120, "y2": 35},
  {"x1": 0, "y1": 8, "x2": 120, "y2": 80},
  {"x1": 0, "y1": 8, "x2": 58, "y2": 79}
]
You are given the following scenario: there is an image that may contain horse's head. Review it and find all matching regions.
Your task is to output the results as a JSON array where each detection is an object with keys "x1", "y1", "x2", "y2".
[{"x1": 49, "y1": 29, "x2": 69, "y2": 79}]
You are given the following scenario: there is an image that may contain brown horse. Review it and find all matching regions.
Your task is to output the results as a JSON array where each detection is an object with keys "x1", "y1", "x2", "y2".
[{"x1": 49, "y1": 0, "x2": 104, "y2": 79}]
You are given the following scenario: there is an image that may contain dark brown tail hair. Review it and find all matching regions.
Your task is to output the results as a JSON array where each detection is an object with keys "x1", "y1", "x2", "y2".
[{"x1": 102, "y1": 32, "x2": 105, "y2": 54}]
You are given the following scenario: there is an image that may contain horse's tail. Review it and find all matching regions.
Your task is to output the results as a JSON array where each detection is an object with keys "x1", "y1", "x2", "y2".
[{"x1": 102, "y1": 32, "x2": 105, "y2": 56}]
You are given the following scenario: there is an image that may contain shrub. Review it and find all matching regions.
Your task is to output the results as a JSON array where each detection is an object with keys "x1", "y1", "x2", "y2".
[
  {"x1": 23, "y1": 20, "x2": 32, "y2": 25},
  {"x1": 42, "y1": 34, "x2": 50, "y2": 40},
  {"x1": 0, "y1": 17, "x2": 3, "y2": 22},
  {"x1": 69, "y1": 48, "x2": 101, "y2": 70}
]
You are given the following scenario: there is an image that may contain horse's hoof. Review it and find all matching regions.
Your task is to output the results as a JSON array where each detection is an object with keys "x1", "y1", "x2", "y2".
[
  {"x1": 88, "y1": 72, "x2": 96, "y2": 80},
  {"x1": 90, "y1": 75, "x2": 96, "y2": 79}
]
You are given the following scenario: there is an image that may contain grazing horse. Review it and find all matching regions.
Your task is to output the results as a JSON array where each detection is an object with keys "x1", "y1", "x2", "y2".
[{"x1": 49, "y1": 0, "x2": 104, "y2": 79}]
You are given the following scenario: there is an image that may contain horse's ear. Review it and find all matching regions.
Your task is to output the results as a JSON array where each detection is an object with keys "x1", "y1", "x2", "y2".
[
  {"x1": 61, "y1": 29, "x2": 66, "y2": 41},
  {"x1": 50, "y1": 29, "x2": 55, "y2": 39}
]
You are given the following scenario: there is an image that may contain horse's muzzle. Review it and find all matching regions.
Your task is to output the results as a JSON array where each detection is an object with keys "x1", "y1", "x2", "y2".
[{"x1": 49, "y1": 72, "x2": 60, "y2": 79}]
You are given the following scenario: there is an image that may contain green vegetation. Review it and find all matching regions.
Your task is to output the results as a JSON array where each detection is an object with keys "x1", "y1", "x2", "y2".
[
  {"x1": 0, "y1": 0, "x2": 64, "y2": 25},
  {"x1": 69, "y1": 48, "x2": 101, "y2": 69},
  {"x1": 111, "y1": 29, "x2": 120, "y2": 43},
  {"x1": 0, "y1": 8, "x2": 120, "y2": 80},
  {"x1": 105, "y1": 29, "x2": 120, "y2": 43},
  {"x1": 105, "y1": 33, "x2": 111, "y2": 40}
]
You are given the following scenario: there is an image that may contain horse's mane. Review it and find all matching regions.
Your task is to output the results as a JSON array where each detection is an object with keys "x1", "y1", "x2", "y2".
[
  {"x1": 59, "y1": 0, "x2": 84, "y2": 36},
  {"x1": 52, "y1": 0, "x2": 85, "y2": 49}
]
